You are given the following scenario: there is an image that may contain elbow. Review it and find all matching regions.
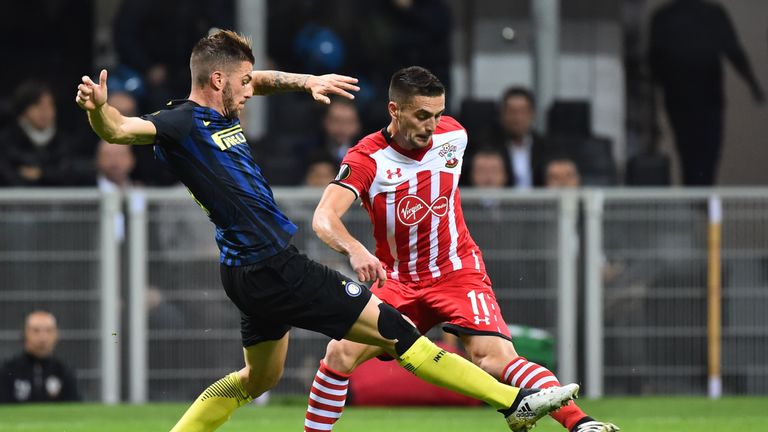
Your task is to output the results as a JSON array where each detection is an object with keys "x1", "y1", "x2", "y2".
[
  {"x1": 312, "y1": 208, "x2": 333, "y2": 238},
  {"x1": 311, "y1": 210, "x2": 325, "y2": 236},
  {"x1": 104, "y1": 126, "x2": 137, "y2": 145},
  {"x1": 107, "y1": 135, "x2": 133, "y2": 145}
]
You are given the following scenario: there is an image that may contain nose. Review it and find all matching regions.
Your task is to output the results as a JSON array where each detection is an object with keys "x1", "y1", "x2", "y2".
[{"x1": 425, "y1": 118, "x2": 437, "y2": 133}]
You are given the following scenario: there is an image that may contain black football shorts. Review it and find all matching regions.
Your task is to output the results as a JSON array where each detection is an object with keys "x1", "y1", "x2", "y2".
[{"x1": 220, "y1": 245, "x2": 372, "y2": 347}]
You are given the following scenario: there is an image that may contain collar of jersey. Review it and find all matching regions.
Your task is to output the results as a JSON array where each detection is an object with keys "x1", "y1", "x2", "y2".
[
  {"x1": 380, "y1": 127, "x2": 432, "y2": 162},
  {"x1": 169, "y1": 99, "x2": 227, "y2": 118}
]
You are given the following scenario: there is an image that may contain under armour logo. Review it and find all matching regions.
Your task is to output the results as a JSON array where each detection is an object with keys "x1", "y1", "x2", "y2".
[
  {"x1": 474, "y1": 316, "x2": 491, "y2": 325},
  {"x1": 386, "y1": 168, "x2": 402, "y2": 179}
]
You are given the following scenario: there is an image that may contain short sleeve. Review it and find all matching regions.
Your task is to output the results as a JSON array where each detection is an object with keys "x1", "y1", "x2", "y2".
[
  {"x1": 140, "y1": 108, "x2": 193, "y2": 147},
  {"x1": 331, "y1": 147, "x2": 377, "y2": 200}
]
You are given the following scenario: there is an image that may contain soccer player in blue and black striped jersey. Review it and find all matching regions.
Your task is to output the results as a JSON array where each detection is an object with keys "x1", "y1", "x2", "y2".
[{"x1": 76, "y1": 30, "x2": 577, "y2": 432}]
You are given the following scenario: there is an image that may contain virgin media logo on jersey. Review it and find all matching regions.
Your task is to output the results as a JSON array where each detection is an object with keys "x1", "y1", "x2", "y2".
[{"x1": 396, "y1": 195, "x2": 449, "y2": 226}]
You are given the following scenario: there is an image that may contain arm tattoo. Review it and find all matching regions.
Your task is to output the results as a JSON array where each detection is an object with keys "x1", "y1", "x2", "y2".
[{"x1": 254, "y1": 71, "x2": 311, "y2": 95}]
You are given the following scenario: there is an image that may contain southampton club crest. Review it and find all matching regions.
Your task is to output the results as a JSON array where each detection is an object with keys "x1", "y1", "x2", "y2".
[{"x1": 439, "y1": 142, "x2": 459, "y2": 168}]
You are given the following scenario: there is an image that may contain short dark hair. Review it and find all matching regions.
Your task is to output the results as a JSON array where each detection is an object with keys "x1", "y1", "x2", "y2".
[
  {"x1": 13, "y1": 81, "x2": 52, "y2": 116},
  {"x1": 501, "y1": 86, "x2": 535, "y2": 109},
  {"x1": 472, "y1": 145, "x2": 506, "y2": 161},
  {"x1": 544, "y1": 154, "x2": 579, "y2": 171},
  {"x1": 190, "y1": 29, "x2": 255, "y2": 88},
  {"x1": 324, "y1": 97, "x2": 358, "y2": 118},
  {"x1": 388, "y1": 66, "x2": 445, "y2": 105}
]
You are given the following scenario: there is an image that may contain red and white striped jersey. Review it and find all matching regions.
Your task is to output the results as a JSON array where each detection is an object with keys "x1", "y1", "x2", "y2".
[{"x1": 334, "y1": 116, "x2": 486, "y2": 282}]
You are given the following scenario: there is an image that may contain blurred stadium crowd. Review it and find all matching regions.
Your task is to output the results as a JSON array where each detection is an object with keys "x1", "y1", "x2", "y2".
[{"x1": 0, "y1": 0, "x2": 764, "y2": 192}]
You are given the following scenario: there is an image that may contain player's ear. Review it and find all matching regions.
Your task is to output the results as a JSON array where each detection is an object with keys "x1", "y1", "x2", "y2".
[
  {"x1": 211, "y1": 71, "x2": 224, "y2": 90},
  {"x1": 387, "y1": 101, "x2": 399, "y2": 119}
]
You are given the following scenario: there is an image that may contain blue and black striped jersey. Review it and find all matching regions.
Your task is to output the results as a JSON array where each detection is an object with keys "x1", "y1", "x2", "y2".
[{"x1": 142, "y1": 100, "x2": 297, "y2": 266}]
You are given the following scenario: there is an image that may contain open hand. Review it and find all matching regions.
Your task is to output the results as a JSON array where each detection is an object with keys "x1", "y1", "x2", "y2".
[
  {"x1": 76, "y1": 69, "x2": 109, "y2": 111},
  {"x1": 306, "y1": 74, "x2": 360, "y2": 105}
]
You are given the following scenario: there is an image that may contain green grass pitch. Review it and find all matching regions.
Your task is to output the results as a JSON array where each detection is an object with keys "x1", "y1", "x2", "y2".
[{"x1": 1, "y1": 397, "x2": 767, "y2": 431}]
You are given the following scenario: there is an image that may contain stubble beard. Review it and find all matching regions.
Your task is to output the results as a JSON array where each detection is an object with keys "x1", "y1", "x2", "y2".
[{"x1": 222, "y1": 82, "x2": 240, "y2": 120}]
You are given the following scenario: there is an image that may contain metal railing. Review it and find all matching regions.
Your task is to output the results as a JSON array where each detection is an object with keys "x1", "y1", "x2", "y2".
[{"x1": 1, "y1": 187, "x2": 767, "y2": 401}]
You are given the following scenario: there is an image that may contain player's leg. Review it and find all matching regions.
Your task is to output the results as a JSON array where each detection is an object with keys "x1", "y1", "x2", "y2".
[
  {"x1": 304, "y1": 340, "x2": 384, "y2": 432},
  {"x1": 170, "y1": 333, "x2": 290, "y2": 432},
  {"x1": 343, "y1": 296, "x2": 577, "y2": 422},
  {"x1": 278, "y1": 248, "x2": 574, "y2": 431},
  {"x1": 305, "y1": 278, "x2": 418, "y2": 432},
  {"x1": 439, "y1": 268, "x2": 617, "y2": 432},
  {"x1": 463, "y1": 334, "x2": 618, "y2": 432}
]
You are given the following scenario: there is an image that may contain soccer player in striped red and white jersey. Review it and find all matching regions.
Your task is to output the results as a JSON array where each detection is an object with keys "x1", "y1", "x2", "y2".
[{"x1": 304, "y1": 66, "x2": 618, "y2": 432}]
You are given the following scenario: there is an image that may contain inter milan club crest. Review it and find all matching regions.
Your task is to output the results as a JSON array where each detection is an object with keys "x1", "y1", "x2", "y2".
[
  {"x1": 439, "y1": 142, "x2": 459, "y2": 168},
  {"x1": 341, "y1": 280, "x2": 363, "y2": 297}
]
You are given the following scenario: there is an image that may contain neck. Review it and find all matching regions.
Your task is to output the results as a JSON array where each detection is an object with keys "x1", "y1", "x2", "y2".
[
  {"x1": 188, "y1": 88, "x2": 224, "y2": 116},
  {"x1": 387, "y1": 121, "x2": 416, "y2": 151},
  {"x1": 509, "y1": 134, "x2": 527, "y2": 147}
]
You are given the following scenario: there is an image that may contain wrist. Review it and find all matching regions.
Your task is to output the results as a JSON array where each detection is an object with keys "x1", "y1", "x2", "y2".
[
  {"x1": 92, "y1": 101, "x2": 108, "y2": 114},
  {"x1": 345, "y1": 242, "x2": 367, "y2": 257},
  {"x1": 302, "y1": 74, "x2": 314, "y2": 92}
]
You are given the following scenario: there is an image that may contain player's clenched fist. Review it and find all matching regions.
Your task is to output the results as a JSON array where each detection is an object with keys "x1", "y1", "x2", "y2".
[
  {"x1": 348, "y1": 246, "x2": 387, "y2": 288},
  {"x1": 76, "y1": 69, "x2": 109, "y2": 111}
]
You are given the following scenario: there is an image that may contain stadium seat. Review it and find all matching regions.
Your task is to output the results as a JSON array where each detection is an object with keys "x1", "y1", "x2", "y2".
[
  {"x1": 458, "y1": 98, "x2": 498, "y2": 142},
  {"x1": 544, "y1": 100, "x2": 618, "y2": 186}
]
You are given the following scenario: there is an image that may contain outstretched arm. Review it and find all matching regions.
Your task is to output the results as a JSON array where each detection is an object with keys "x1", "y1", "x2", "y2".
[
  {"x1": 250, "y1": 71, "x2": 360, "y2": 104},
  {"x1": 76, "y1": 69, "x2": 156, "y2": 144},
  {"x1": 719, "y1": 9, "x2": 764, "y2": 103},
  {"x1": 313, "y1": 183, "x2": 386, "y2": 287}
]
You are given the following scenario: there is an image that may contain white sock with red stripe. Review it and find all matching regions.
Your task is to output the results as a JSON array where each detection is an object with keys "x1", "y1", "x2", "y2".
[
  {"x1": 501, "y1": 356, "x2": 586, "y2": 431},
  {"x1": 304, "y1": 360, "x2": 350, "y2": 432}
]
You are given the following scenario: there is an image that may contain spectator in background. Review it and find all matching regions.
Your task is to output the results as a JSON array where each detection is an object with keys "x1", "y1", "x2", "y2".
[
  {"x1": 96, "y1": 140, "x2": 135, "y2": 191},
  {"x1": 544, "y1": 157, "x2": 581, "y2": 189},
  {"x1": 0, "y1": 1, "x2": 94, "y2": 134},
  {"x1": 299, "y1": 99, "x2": 362, "y2": 168},
  {"x1": 649, "y1": 0, "x2": 765, "y2": 185},
  {"x1": 106, "y1": 90, "x2": 176, "y2": 186},
  {"x1": 468, "y1": 147, "x2": 509, "y2": 188},
  {"x1": 0, "y1": 311, "x2": 80, "y2": 403},
  {"x1": 303, "y1": 152, "x2": 338, "y2": 187},
  {"x1": 95, "y1": 140, "x2": 137, "y2": 242},
  {"x1": 0, "y1": 81, "x2": 93, "y2": 186},
  {"x1": 465, "y1": 87, "x2": 548, "y2": 189}
]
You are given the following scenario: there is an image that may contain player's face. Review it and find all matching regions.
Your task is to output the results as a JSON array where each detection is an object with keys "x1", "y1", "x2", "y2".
[
  {"x1": 393, "y1": 94, "x2": 445, "y2": 150},
  {"x1": 222, "y1": 61, "x2": 254, "y2": 119}
]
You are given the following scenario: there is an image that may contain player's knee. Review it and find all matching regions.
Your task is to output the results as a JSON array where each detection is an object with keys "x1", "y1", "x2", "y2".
[
  {"x1": 377, "y1": 303, "x2": 420, "y2": 356},
  {"x1": 323, "y1": 340, "x2": 360, "y2": 374},
  {"x1": 240, "y1": 365, "x2": 283, "y2": 398}
]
